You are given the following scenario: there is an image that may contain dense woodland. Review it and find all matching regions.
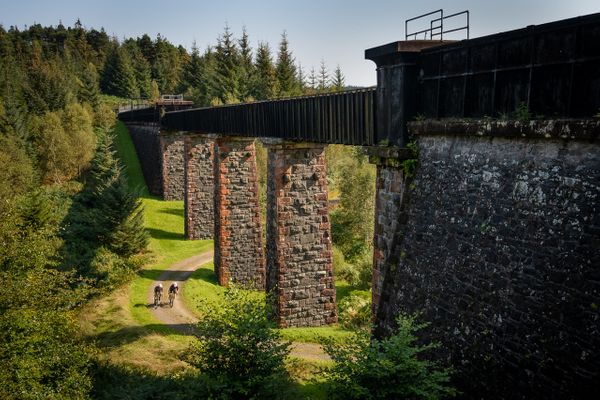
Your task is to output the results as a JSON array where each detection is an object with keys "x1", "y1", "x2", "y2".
[{"x1": 0, "y1": 20, "x2": 451, "y2": 399}]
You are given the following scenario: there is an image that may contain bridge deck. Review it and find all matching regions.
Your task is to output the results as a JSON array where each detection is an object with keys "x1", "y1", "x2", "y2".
[{"x1": 160, "y1": 88, "x2": 376, "y2": 146}]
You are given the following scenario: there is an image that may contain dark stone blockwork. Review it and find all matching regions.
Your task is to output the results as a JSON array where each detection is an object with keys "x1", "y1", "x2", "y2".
[
  {"x1": 373, "y1": 123, "x2": 600, "y2": 399},
  {"x1": 125, "y1": 123, "x2": 162, "y2": 196}
]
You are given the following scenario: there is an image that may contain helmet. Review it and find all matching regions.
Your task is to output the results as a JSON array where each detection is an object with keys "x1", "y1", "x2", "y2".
[
  {"x1": 158, "y1": 283, "x2": 163, "y2": 288},
  {"x1": 173, "y1": 282, "x2": 178, "y2": 287}
]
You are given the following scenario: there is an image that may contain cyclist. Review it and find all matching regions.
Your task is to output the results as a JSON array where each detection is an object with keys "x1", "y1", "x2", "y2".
[
  {"x1": 168, "y1": 282, "x2": 179, "y2": 307},
  {"x1": 154, "y1": 283, "x2": 163, "y2": 306},
  {"x1": 169, "y1": 282, "x2": 179, "y2": 296}
]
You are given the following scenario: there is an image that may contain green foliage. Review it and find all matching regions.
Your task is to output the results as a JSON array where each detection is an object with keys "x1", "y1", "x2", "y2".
[
  {"x1": 253, "y1": 42, "x2": 279, "y2": 100},
  {"x1": 330, "y1": 147, "x2": 376, "y2": 262},
  {"x1": 62, "y1": 130, "x2": 148, "y2": 286},
  {"x1": 185, "y1": 287, "x2": 292, "y2": 399},
  {"x1": 276, "y1": 32, "x2": 300, "y2": 97},
  {"x1": 335, "y1": 249, "x2": 372, "y2": 288},
  {"x1": 402, "y1": 140, "x2": 419, "y2": 178},
  {"x1": 0, "y1": 193, "x2": 94, "y2": 400},
  {"x1": 331, "y1": 65, "x2": 345, "y2": 91},
  {"x1": 514, "y1": 101, "x2": 531, "y2": 122},
  {"x1": 0, "y1": 134, "x2": 37, "y2": 204},
  {"x1": 101, "y1": 46, "x2": 139, "y2": 98},
  {"x1": 322, "y1": 314, "x2": 456, "y2": 400},
  {"x1": 338, "y1": 290, "x2": 371, "y2": 330}
]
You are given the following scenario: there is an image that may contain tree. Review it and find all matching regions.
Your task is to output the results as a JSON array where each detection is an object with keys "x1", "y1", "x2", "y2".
[
  {"x1": 322, "y1": 314, "x2": 456, "y2": 400},
  {"x1": 331, "y1": 65, "x2": 345, "y2": 91},
  {"x1": 252, "y1": 42, "x2": 278, "y2": 100},
  {"x1": 297, "y1": 62, "x2": 306, "y2": 93},
  {"x1": 78, "y1": 62, "x2": 100, "y2": 107},
  {"x1": 62, "y1": 130, "x2": 147, "y2": 282},
  {"x1": 214, "y1": 25, "x2": 240, "y2": 104},
  {"x1": 238, "y1": 27, "x2": 255, "y2": 101},
  {"x1": 318, "y1": 59, "x2": 329, "y2": 92},
  {"x1": 308, "y1": 66, "x2": 318, "y2": 93},
  {"x1": 275, "y1": 31, "x2": 299, "y2": 97},
  {"x1": 100, "y1": 45, "x2": 139, "y2": 98},
  {"x1": 185, "y1": 288, "x2": 291, "y2": 398}
]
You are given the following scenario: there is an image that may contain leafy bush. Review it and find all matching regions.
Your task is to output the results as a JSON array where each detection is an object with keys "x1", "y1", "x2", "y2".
[
  {"x1": 335, "y1": 249, "x2": 372, "y2": 288},
  {"x1": 338, "y1": 291, "x2": 371, "y2": 330},
  {"x1": 185, "y1": 287, "x2": 291, "y2": 399},
  {"x1": 322, "y1": 314, "x2": 456, "y2": 400}
]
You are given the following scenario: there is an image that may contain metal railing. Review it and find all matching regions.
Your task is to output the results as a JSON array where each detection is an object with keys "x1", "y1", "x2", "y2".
[{"x1": 405, "y1": 9, "x2": 469, "y2": 40}]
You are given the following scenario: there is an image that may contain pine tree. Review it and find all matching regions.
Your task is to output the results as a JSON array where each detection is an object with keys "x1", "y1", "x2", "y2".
[
  {"x1": 318, "y1": 59, "x2": 329, "y2": 92},
  {"x1": 308, "y1": 67, "x2": 318, "y2": 93},
  {"x1": 100, "y1": 45, "x2": 138, "y2": 98},
  {"x1": 275, "y1": 31, "x2": 298, "y2": 97},
  {"x1": 78, "y1": 62, "x2": 100, "y2": 107},
  {"x1": 238, "y1": 27, "x2": 255, "y2": 101},
  {"x1": 214, "y1": 25, "x2": 240, "y2": 103},
  {"x1": 297, "y1": 62, "x2": 306, "y2": 93},
  {"x1": 331, "y1": 65, "x2": 345, "y2": 92},
  {"x1": 252, "y1": 42, "x2": 278, "y2": 100}
]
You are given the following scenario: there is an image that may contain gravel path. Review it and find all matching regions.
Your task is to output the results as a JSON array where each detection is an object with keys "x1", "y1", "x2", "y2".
[{"x1": 147, "y1": 250, "x2": 329, "y2": 361}]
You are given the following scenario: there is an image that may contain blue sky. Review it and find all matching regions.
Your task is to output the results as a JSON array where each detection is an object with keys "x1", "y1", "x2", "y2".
[{"x1": 1, "y1": 0, "x2": 598, "y2": 86}]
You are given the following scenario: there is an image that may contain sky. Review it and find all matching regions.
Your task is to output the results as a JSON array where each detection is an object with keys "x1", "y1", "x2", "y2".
[{"x1": 1, "y1": 0, "x2": 598, "y2": 87}]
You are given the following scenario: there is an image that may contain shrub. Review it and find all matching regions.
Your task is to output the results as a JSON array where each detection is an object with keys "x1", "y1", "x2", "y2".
[
  {"x1": 338, "y1": 291, "x2": 371, "y2": 330},
  {"x1": 185, "y1": 287, "x2": 291, "y2": 399},
  {"x1": 335, "y1": 249, "x2": 372, "y2": 288},
  {"x1": 322, "y1": 314, "x2": 456, "y2": 400}
]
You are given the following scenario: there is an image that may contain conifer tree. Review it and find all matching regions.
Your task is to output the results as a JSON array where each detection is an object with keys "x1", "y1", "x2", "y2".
[
  {"x1": 331, "y1": 65, "x2": 345, "y2": 92},
  {"x1": 318, "y1": 59, "x2": 329, "y2": 92},
  {"x1": 214, "y1": 25, "x2": 240, "y2": 103},
  {"x1": 297, "y1": 62, "x2": 306, "y2": 93},
  {"x1": 100, "y1": 45, "x2": 138, "y2": 98},
  {"x1": 78, "y1": 62, "x2": 100, "y2": 107},
  {"x1": 238, "y1": 27, "x2": 255, "y2": 101},
  {"x1": 275, "y1": 31, "x2": 298, "y2": 97},
  {"x1": 252, "y1": 42, "x2": 278, "y2": 100},
  {"x1": 308, "y1": 67, "x2": 318, "y2": 93}
]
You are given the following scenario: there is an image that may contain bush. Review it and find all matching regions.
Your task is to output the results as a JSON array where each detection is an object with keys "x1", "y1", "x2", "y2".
[
  {"x1": 338, "y1": 291, "x2": 371, "y2": 330},
  {"x1": 185, "y1": 287, "x2": 291, "y2": 399},
  {"x1": 335, "y1": 249, "x2": 372, "y2": 288},
  {"x1": 322, "y1": 314, "x2": 456, "y2": 400}
]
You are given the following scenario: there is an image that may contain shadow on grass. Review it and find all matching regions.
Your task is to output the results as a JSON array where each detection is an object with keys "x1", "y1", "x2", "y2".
[
  {"x1": 92, "y1": 361, "x2": 208, "y2": 400},
  {"x1": 137, "y1": 268, "x2": 216, "y2": 283},
  {"x1": 159, "y1": 207, "x2": 185, "y2": 217},
  {"x1": 92, "y1": 361, "x2": 325, "y2": 400},
  {"x1": 91, "y1": 323, "x2": 198, "y2": 349},
  {"x1": 145, "y1": 227, "x2": 184, "y2": 241}
]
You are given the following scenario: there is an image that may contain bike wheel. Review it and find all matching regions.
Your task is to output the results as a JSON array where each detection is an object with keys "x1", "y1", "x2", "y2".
[{"x1": 169, "y1": 293, "x2": 175, "y2": 307}]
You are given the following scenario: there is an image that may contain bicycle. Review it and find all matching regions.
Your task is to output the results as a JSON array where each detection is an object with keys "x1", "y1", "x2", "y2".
[
  {"x1": 154, "y1": 290, "x2": 162, "y2": 307},
  {"x1": 168, "y1": 291, "x2": 176, "y2": 308}
]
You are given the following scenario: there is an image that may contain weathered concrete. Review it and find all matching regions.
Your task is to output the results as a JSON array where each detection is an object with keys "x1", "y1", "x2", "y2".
[
  {"x1": 214, "y1": 137, "x2": 265, "y2": 288},
  {"x1": 159, "y1": 131, "x2": 185, "y2": 201},
  {"x1": 374, "y1": 119, "x2": 600, "y2": 399},
  {"x1": 184, "y1": 134, "x2": 215, "y2": 240},
  {"x1": 125, "y1": 122, "x2": 162, "y2": 196},
  {"x1": 266, "y1": 142, "x2": 336, "y2": 327}
]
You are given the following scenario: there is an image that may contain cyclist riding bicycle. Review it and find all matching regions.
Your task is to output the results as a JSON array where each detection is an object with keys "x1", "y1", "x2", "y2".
[
  {"x1": 154, "y1": 283, "x2": 163, "y2": 305},
  {"x1": 168, "y1": 282, "x2": 179, "y2": 295},
  {"x1": 168, "y1": 282, "x2": 179, "y2": 307}
]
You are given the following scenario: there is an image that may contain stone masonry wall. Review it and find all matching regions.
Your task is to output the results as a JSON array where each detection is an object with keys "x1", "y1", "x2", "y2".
[
  {"x1": 125, "y1": 123, "x2": 162, "y2": 196},
  {"x1": 214, "y1": 137, "x2": 265, "y2": 288},
  {"x1": 184, "y1": 134, "x2": 215, "y2": 240},
  {"x1": 372, "y1": 166, "x2": 409, "y2": 316},
  {"x1": 159, "y1": 131, "x2": 185, "y2": 201},
  {"x1": 266, "y1": 143, "x2": 337, "y2": 327},
  {"x1": 374, "y1": 123, "x2": 599, "y2": 399}
]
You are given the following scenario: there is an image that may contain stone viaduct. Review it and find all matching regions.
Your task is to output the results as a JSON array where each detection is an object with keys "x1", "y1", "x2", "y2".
[{"x1": 120, "y1": 13, "x2": 600, "y2": 399}]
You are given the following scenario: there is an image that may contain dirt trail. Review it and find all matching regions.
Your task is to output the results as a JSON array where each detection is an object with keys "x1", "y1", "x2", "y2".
[{"x1": 147, "y1": 251, "x2": 329, "y2": 361}]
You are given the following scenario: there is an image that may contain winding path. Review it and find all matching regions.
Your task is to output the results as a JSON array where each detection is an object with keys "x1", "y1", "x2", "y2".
[{"x1": 147, "y1": 251, "x2": 329, "y2": 361}]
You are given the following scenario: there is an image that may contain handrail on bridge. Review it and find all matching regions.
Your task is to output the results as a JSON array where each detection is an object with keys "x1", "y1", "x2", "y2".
[{"x1": 405, "y1": 9, "x2": 469, "y2": 40}]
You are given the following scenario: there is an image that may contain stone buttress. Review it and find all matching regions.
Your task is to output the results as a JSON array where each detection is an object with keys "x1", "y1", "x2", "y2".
[
  {"x1": 214, "y1": 137, "x2": 265, "y2": 288},
  {"x1": 266, "y1": 142, "x2": 337, "y2": 327},
  {"x1": 184, "y1": 134, "x2": 215, "y2": 240}
]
